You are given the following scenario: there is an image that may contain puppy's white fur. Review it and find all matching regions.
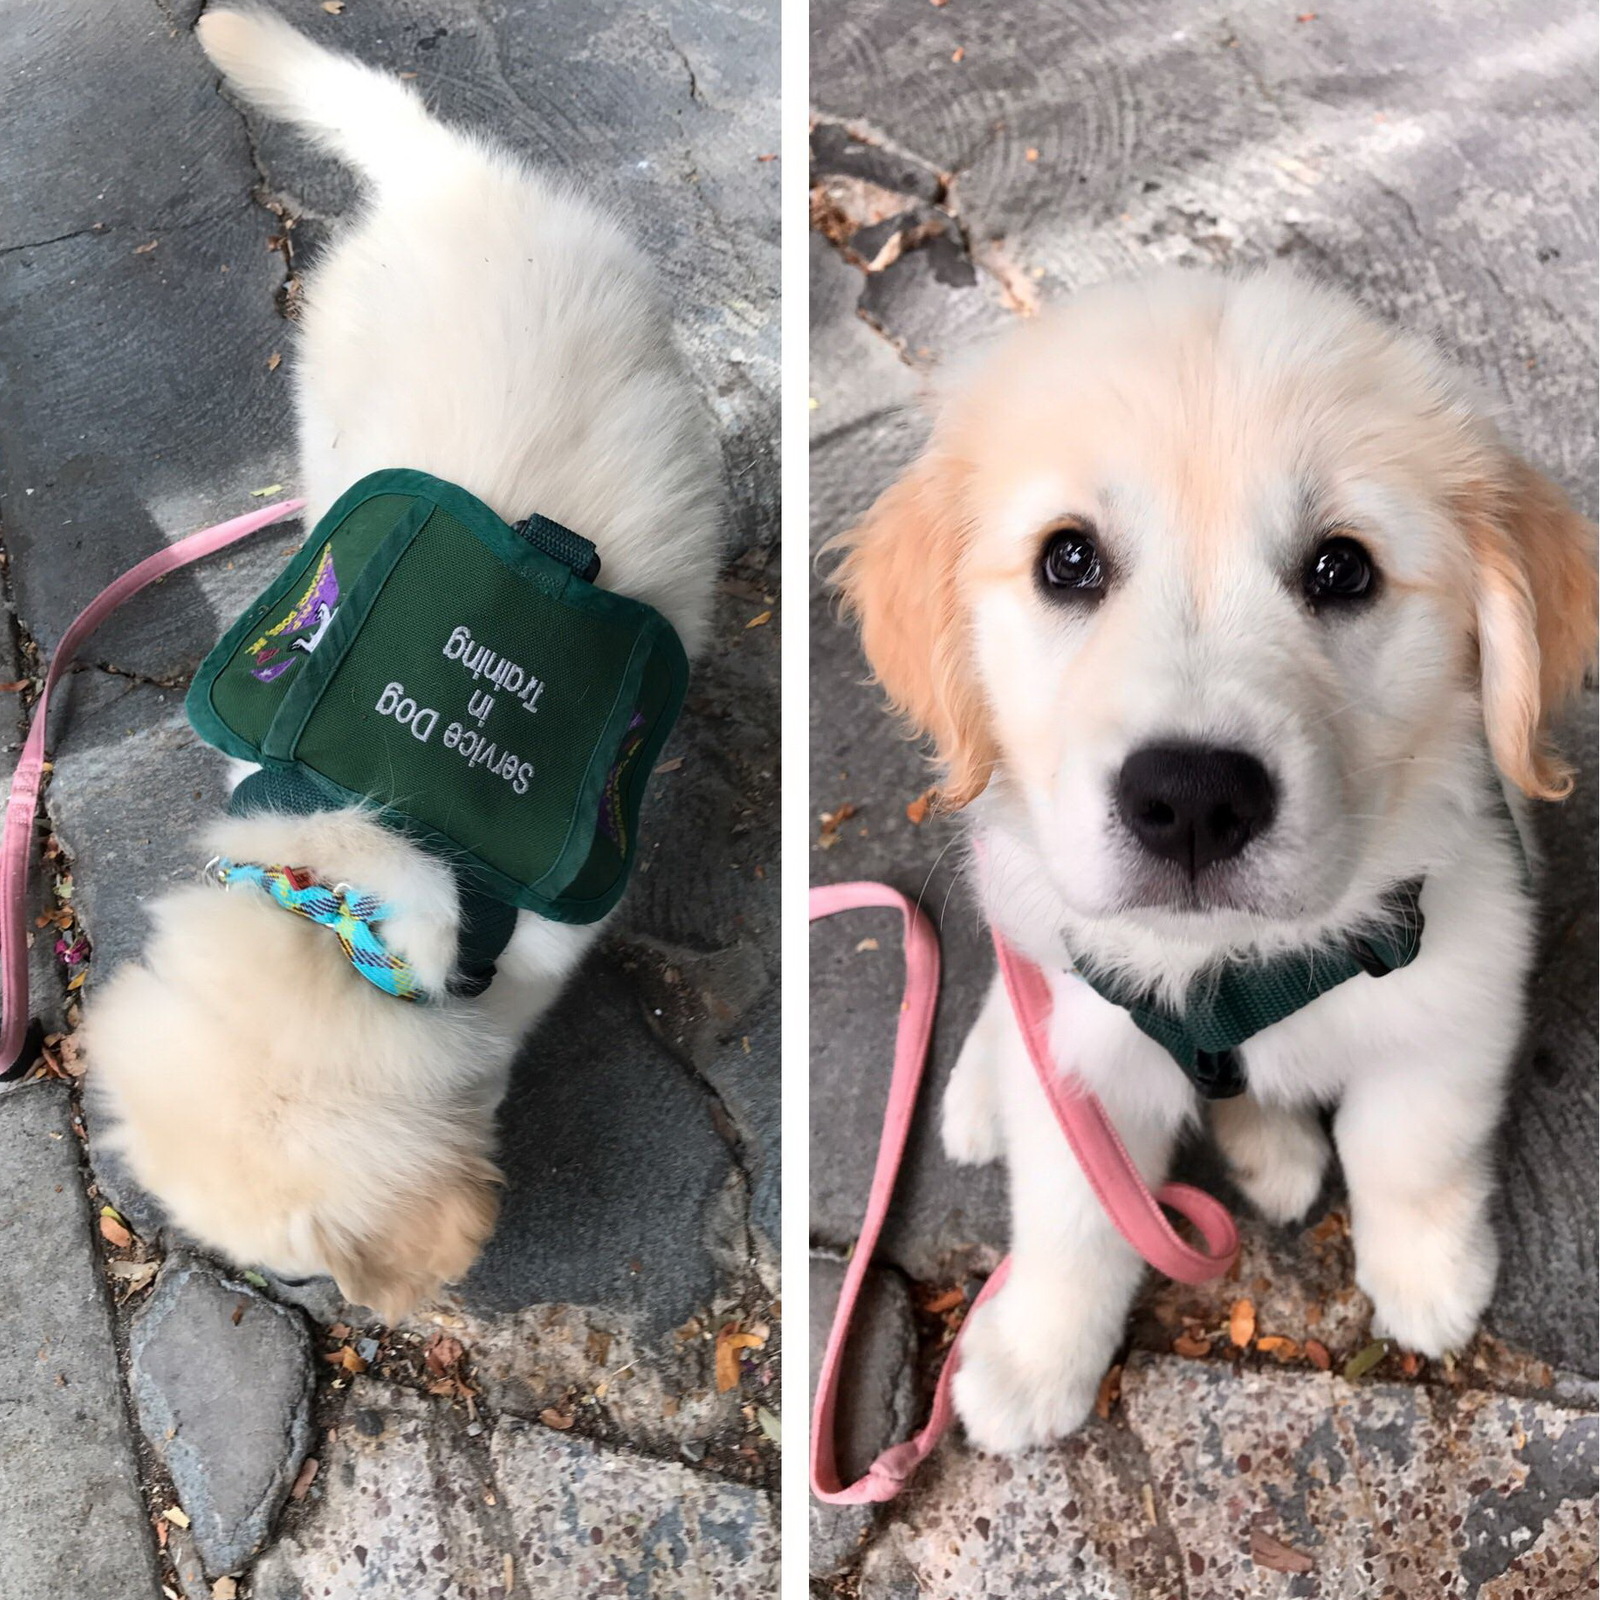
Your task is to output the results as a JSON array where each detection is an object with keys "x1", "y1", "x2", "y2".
[
  {"x1": 90, "y1": 7, "x2": 721, "y2": 1320},
  {"x1": 838, "y1": 269, "x2": 1594, "y2": 1452}
]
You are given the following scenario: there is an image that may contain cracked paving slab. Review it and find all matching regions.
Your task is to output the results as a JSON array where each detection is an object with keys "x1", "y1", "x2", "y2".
[
  {"x1": 811, "y1": 0, "x2": 1596, "y2": 1586},
  {"x1": 854, "y1": 1353, "x2": 1597, "y2": 1600},
  {"x1": 0, "y1": 1082, "x2": 162, "y2": 1600}
]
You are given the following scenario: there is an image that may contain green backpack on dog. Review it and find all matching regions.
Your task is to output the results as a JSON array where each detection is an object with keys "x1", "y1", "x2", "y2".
[{"x1": 188, "y1": 469, "x2": 687, "y2": 969}]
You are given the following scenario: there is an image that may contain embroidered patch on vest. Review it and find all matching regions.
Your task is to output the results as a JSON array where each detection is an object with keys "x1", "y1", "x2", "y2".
[{"x1": 188, "y1": 469, "x2": 688, "y2": 925}]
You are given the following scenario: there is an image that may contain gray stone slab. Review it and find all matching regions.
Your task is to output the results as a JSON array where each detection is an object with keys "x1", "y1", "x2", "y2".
[
  {"x1": 129, "y1": 1256, "x2": 314, "y2": 1578},
  {"x1": 809, "y1": 1255, "x2": 919, "y2": 1575},
  {"x1": 462, "y1": 947, "x2": 737, "y2": 1337},
  {"x1": 810, "y1": 0, "x2": 1597, "y2": 1378},
  {"x1": 0, "y1": 1082, "x2": 161, "y2": 1599},
  {"x1": 863, "y1": 1353, "x2": 1597, "y2": 1599},
  {"x1": 492, "y1": 1414, "x2": 780, "y2": 1598},
  {"x1": 250, "y1": 1379, "x2": 511, "y2": 1600}
]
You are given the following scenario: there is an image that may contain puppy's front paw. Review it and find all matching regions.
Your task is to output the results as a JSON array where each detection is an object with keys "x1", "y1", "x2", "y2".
[
  {"x1": 1354, "y1": 1207, "x2": 1497, "y2": 1358},
  {"x1": 950, "y1": 1294, "x2": 1100, "y2": 1454},
  {"x1": 1211, "y1": 1097, "x2": 1330, "y2": 1225},
  {"x1": 941, "y1": 1041, "x2": 1003, "y2": 1168}
]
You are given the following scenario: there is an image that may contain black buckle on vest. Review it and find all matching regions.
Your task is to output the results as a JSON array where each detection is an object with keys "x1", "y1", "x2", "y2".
[{"x1": 1193, "y1": 1048, "x2": 1246, "y2": 1099}]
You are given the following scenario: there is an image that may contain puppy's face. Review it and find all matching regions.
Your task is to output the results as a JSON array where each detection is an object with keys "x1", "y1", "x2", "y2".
[{"x1": 840, "y1": 271, "x2": 1595, "y2": 940}]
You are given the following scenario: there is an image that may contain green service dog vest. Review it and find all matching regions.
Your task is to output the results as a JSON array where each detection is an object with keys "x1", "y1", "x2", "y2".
[{"x1": 188, "y1": 469, "x2": 688, "y2": 933}]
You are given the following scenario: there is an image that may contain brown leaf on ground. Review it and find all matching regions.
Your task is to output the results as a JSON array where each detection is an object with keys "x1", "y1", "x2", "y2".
[
  {"x1": 424, "y1": 1334, "x2": 464, "y2": 1377},
  {"x1": 905, "y1": 789, "x2": 934, "y2": 826},
  {"x1": 289, "y1": 1457, "x2": 318, "y2": 1500},
  {"x1": 99, "y1": 1213, "x2": 132, "y2": 1249},
  {"x1": 539, "y1": 1406, "x2": 575, "y2": 1430},
  {"x1": 1256, "y1": 1335, "x2": 1300, "y2": 1363},
  {"x1": 211, "y1": 1580, "x2": 238, "y2": 1600},
  {"x1": 1229, "y1": 1298, "x2": 1256, "y2": 1348},
  {"x1": 1304, "y1": 1338, "x2": 1331, "y2": 1371},
  {"x1": 715, "y1": 1325, "x2": 763, "y2": 1392},
  {"x1": 818, "y1": 802, "x2": 858, "y2": 839},
  {"x1": 1251, "y1": 1526, "x2": 1315, "y2": 1573},
  {"x1": 1172, "y1": 1333, "x2": 1211, "y2": 1359},
  {"x1": 1094, "y1": 1364, "x2": 1122, "y2": 1420},
  {"x1": 744, "y1": 610, "x2": 772, "y2": 629},
  {"x1": 917, "y1": 1287, "x2": 965, "y2": 1316},
  {"x1": 585, "y1": 1328, "x2": 613, "y2": 1367}
]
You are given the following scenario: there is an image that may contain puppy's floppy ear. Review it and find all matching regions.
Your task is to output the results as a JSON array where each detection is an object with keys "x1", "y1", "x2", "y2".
[
  {"x1": 316, "y1": 1156, "x2": 501, "y2": 1324},
  {"x1": 1462, "y1": 454, "x2": 1597, "y2": 801},
  {"x1": 832, "y1": 451, "x2": 997, "y2": 809}
]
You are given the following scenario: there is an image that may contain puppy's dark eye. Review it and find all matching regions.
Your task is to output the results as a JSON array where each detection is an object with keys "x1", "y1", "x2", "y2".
[
  {"x1": 1040, "y1": 527, "x2": 1105, "y2": 594},
  {"x1": 1304, "y1": 535, "x2": 1376, "y2": 606}
]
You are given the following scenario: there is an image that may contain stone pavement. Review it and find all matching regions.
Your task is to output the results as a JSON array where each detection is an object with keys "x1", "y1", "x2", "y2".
[
  {"x1": 810, "y1": 0, "x2": 1597, "y2": 1592},
  {"x1": 0, "y1": 1, "x2": 777, "y2": 1595}
]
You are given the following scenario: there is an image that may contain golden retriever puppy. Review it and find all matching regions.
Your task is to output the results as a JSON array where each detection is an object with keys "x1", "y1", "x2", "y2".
[
  {"x1": 89, "y1": 7, "x2": 721, "y2": 1319},
  {"x1": 837, "y1": 268, "x2": 1594, "y2": 1452}
]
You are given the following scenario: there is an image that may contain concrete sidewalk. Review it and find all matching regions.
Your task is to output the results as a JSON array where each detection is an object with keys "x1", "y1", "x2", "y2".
[
  {"x1": 809, "y1": 0, "x2": 1597, "y2": 1593},
  {"x1": 0, "y1": 2, "x2": 778, "y2": 1595}
]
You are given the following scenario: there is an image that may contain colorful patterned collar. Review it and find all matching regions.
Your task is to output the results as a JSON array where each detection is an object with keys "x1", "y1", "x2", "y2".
[{"x1": 208, "y1": 858, "x2": 425, "y2": 1002}]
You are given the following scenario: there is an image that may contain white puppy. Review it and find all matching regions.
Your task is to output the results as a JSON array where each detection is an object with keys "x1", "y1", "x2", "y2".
[
  {"x1": 836, "y1": 268, "x2": 1594, "y2": 1453},
  {"x1": 89, "y1": 7, "x2": 721, "y2": 1319}
]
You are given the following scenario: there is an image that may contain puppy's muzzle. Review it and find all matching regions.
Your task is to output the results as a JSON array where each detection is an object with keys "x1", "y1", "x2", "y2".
[{"x1": 1115, "y1": 744, "x2": 1277, "y2": 875}]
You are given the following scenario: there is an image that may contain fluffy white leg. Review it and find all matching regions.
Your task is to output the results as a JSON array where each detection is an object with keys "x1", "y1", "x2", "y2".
[
  {"x1": 1210, "y1": 1092, "x2": 1330, "y2": 1224},
  {"x1": 1335, "y1": 1052, "x2": 1507, "y2": 1357},
  {"x1": 941, "y1": 973, "x2": 1009, "y2": 1167},
  {"x1": 952, "y1": 1012, "x2": 1182, "y2": 1453}
]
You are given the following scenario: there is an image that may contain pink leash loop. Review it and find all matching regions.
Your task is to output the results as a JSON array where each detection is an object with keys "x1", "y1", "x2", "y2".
[
  {"x1": 0, "y1": 497, "x2": 307, "y2": 1076},
  {"x1": 809, "y1": 879, "x2": 1238, "y2": 1506}
]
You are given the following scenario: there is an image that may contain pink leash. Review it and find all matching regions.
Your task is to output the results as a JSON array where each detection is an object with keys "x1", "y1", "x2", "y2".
[
  {"x1": 0, "y1": 497, "x2": 307, "y2": 1076},
  {"x1": 809, "y1": 879, "x2": 1238, "y2": 1504}
]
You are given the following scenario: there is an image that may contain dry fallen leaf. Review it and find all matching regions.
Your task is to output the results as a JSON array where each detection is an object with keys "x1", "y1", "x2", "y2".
[
  {"x1": 854, "y1": 937, "x2": 880, "y2": 952},
  {"x1": 1304, "y1": 1338, "x2": 1331, "y2": 1371},
  {"x1": 539, "y1": 1405, "x2": 575, "y2": 1430},
  {"x1": 1256, "y1": 1335, "x2": 1300, "y2": 1363},
  {"x1": 99, "y1": 1212, "x2": 132, "y2": 1249},
  {"x1": 266, "y1": 351, "x2": 282, "y2": 372},
  {"x1": 1172, "y1": 1332, "x2": 1211, "y2": 1359},
  {"x1": 212, "y1": 1580, "x2": 238, "y2": 1600},
  {"x1": 905, "y1": 789, "x2": 934, "y2": 826},
  {"x1": 161, "y1": 1505, "x2": 191, "y2": 1530},
  {"x1": 950, "y1": 45, "x2": 965, "y2": 62},
  {"x1": 132, "y1": 240, "x2": 159, "y2": 255},
  {"x1": 715, "y1": 1325, "x2": 763, "y2": 1392},
  {"x1": 744, "y1": 609, "x2": 772, "y2": 629},
  {"x1": 1229, "y1": 1298, "x2": 1256, "y2": 1348},
  {"x1": 424, "y1": 1335, "x2": 464, "y2": 1377},
  {"x1": 1251, "y1": 1526, "x2": 1315, "y2": 1574},
  {"x1": 1343, "y1": 1339, "x2": 1390, "y2": 1382},
  {"x1": 290, "y1": 1456, "x2": 319, "y2": 1500},
  {"x1": 919, "y1": 1287, "x2": 965, "y2": 1316},
  {"x1": 1094, "y1": 1363, "x2": 1122, "y2": 1420}
]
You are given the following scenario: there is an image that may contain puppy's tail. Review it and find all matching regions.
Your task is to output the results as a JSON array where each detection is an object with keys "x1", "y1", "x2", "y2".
[{"x1": 196, "y1": 5, "x2": 461, "y2": 189}]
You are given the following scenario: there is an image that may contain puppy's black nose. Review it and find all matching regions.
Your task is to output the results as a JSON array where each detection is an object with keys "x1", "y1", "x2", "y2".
[{"x1": 1116, "y1": 745, "x2": 1277, "y2": 874}]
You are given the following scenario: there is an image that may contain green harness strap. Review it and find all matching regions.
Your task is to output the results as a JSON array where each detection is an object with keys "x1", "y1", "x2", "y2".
[{"x1": 1070, "y1": 878, "x2": 1427, "y2": 1099}]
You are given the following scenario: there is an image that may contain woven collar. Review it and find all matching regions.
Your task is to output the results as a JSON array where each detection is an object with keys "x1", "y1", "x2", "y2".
[
  {"x1": 1069, "y1": 879, "x2": 1427, "y2": 1099},
  {"x1": 227, "y1": 766, "x2": 517, "y2": 998},
  {"x1": 210, "y1": 858, "x2": 426, "y2": 1002}
]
